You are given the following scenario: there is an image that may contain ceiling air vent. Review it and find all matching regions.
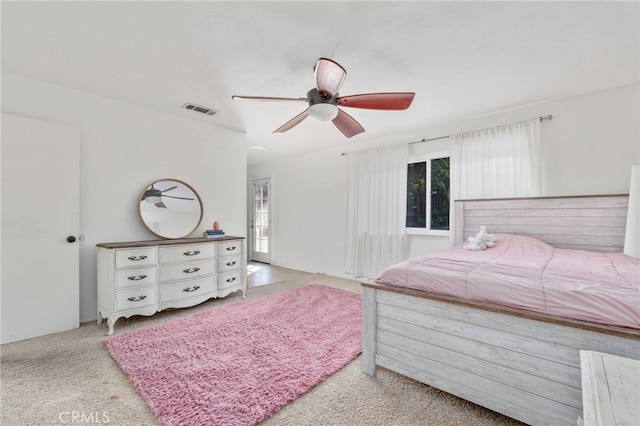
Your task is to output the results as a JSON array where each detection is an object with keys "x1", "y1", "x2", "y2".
[{"x1": 181, "y1": 103, "x2": 218, "y2": 116}]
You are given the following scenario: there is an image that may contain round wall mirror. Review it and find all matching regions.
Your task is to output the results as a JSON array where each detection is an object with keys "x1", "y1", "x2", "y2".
[{"x1": 138, "y1": 179, "x2": 203, "y2": 239}]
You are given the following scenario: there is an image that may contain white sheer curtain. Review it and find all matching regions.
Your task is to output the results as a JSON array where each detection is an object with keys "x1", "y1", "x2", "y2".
[
  {"x1": 344, "y1": 143, "x2": 408, "y2": 279},
  {"x1": 450, "y1": 118, "x2": 542, "y2": 200},
  {"x1": 449, "y1": 118, "x2": 542, "y2": 244}
]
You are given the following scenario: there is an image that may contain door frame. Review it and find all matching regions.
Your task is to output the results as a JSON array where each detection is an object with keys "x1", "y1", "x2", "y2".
[{"x1": 249, "y1": 176, "x2": 272, "y2": 264}]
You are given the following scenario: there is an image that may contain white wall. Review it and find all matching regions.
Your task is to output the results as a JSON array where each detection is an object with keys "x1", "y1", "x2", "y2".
[
  {"x1": 248, "y1": 84, "x2": 640, "y2": 279},
  {"x1": 250, "y1": 147, "x2": 349, "y2": 275},
  {"x1": 2, "y1": 73, "x2": 248, "y2": 323}
]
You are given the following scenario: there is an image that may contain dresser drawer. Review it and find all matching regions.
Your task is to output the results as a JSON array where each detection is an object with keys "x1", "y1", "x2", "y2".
[
  {"x1": 217, "y1": 270, "x2": 243, "y2": 291},
  {"x1": 115, "y1": 267, "x2": 157, "y2": 289},
  {"x1": 115, "y1": 248, "x2": 157, "y2": 269},
  {"x1": 158, "y1": 259, "x2": 216, "y2": 283},
  {"x1": 218, "y1": 254, "x2": 242, "y2": 273},
  {"x1": 158, "y1": 244, "x2": 217, "y2": 264},
  {"x1": 159, "y1": 276, "x2": 216, "y2": 303},
  {"x1": 115, "y1": 286, "x2": 157, "y2": 311},
  {"x1": 218, "y1": 240, "x2": 243, "y2": 257}
]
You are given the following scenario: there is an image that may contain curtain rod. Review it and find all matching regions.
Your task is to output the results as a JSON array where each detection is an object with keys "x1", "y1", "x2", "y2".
[
  {"x1": 408, "y1": 114, "x2": 553, "y2": 145},
  {"x1": 341, "y1": 114, "x2": 553, "y2": 156}
]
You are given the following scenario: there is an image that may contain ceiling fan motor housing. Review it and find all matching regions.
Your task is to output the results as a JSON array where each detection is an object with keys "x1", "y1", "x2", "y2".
[{"x1": 307, "y1": 88, "x2": 338, "y2": 106}]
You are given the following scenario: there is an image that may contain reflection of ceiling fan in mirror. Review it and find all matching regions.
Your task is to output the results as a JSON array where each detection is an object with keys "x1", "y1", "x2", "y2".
[
  {"x1": 232, "y1": 57, "x2": 415, "y2": 138},
  {"x1": 142, "y1": 184, "x2": 195, "y2": 209}
]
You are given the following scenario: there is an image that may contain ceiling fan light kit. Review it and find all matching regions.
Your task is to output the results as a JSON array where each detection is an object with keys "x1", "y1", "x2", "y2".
[
  {"x1": 309, "y1": 103, "x2": 339, "y2": 121},
  {"x1": 232, "y1": 57, "x2": 415, "y2": 138}
]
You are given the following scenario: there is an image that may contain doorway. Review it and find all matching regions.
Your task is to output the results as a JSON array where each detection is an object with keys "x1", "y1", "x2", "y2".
[{"x1": 250, "y1": 177, "x2": 271, "y2": 264}]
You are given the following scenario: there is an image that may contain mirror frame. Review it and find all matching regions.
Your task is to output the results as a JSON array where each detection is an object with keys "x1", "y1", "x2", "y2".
[{"x1": 138, "y1": 178, "x2": 203, "y2": 239}]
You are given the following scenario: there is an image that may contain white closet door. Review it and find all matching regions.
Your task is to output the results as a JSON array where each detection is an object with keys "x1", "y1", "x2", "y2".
[{"x1": 1, "y1": 114, "x2": 80, "y2": 344}]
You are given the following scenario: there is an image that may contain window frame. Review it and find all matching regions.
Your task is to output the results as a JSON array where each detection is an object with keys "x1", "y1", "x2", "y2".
[{"x1": 406, "y1": 151, "x2": 450, "y2": 237}]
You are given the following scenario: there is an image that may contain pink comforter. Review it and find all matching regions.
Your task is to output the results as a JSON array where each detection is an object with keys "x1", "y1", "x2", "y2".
[{"x1": 375, "y1": 234, "x2": 640, "y2": 329}]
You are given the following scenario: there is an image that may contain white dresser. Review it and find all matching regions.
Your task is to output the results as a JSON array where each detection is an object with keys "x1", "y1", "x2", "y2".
[{"x1": 97, "y1": 236, "x2": 246, "y2": 335}]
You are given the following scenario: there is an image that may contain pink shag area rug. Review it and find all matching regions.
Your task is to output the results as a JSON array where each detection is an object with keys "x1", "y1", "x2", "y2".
[{"x1": 105, "y1": 284, "x2": 362, "y2": 426}]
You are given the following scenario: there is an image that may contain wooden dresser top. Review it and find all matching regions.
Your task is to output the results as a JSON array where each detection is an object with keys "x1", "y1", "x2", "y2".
[{"x1": 96, "y1": 236, "x2": 245, "y2": 249}]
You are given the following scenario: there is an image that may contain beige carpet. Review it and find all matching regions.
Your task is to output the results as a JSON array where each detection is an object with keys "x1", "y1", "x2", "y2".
[{"x1": 1, "y1": 273, "x2": 523, "y2": 426}]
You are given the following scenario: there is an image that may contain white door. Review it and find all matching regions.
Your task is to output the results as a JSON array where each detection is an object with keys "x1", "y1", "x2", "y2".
[
  {"x1": 1, "y1": 114, "x2": 80, "y2": 344},
  {"x1": 250, "y1": 177, "x2": 271, "y2": 264}
]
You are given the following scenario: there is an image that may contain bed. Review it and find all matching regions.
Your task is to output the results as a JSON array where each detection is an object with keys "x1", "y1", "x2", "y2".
[{"x1": 362, "y1": 194, "x2": 640, "y2": 426}]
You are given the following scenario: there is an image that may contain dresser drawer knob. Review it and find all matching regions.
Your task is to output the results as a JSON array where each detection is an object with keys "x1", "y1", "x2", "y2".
[
  {"x1": 183, "y1": 250, "x2": 201, "y2": 256},
  {"x1": 127, "y1": 295, "x2": 147, "y2": 302},
  {"x1": 226, "y1": 277, "x2": 237, "y2": 283},
  {"x1": 225, "y1": 246, "x2": 237, "y2": 252},
  {"x1": 182, "y1": 267, "x2": 200, "y2": 274},
  {"x1": 127, "y1": 274, "x2": 147, "y2": 281},
  {"x1": 128, "y1": 255, "x2": 148, "y2": 261},
  {"x1": 226, "y1": 261, "x2": 237, "y2": 267},
  {"x1": 183, "y1": 285, "x2": 201, "y2": 293}
]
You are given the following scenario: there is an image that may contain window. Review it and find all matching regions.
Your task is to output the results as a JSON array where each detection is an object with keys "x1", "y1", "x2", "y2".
[{"x1": 406, "y1": 152, "x2": 450, "y2": 235}]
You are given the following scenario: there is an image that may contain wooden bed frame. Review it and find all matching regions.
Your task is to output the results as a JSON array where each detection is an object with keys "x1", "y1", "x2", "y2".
[{"x1": 362, "y1": 194, "x2": 640, "y2": 426}]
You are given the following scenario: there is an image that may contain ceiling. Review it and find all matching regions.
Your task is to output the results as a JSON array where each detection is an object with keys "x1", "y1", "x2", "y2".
[{"x1": 2, "y1": 1, "x2": 638, "y2": 165}]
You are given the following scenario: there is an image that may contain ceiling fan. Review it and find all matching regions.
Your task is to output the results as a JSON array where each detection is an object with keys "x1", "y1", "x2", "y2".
[
  {"x1": 232, "y1": 58, "x2": 415, "y2": 138},
  {"x1": 141, "y1": 185, "x2": 194, "y2": 209}
]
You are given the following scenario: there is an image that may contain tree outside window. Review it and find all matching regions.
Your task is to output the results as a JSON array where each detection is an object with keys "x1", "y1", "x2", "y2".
[{"x1": 406, "y1": 154, "x2": 450, "y2": 234}]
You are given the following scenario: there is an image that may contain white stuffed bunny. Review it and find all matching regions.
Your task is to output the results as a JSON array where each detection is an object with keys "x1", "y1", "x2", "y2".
[
  {"x1": 465, "y1": 235, "x2": 487, "y2": 251},
  {"x1": 477, "y1": 225, "x2": 495, "y2": 247},
  {"x1": 465, "y1": 226, "x2": 495, "y2": 251}
]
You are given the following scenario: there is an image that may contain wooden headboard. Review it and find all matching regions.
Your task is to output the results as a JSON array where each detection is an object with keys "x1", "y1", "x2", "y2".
[{"x1": 454, "y1": 194, "x2": 629, "y2": 252}]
